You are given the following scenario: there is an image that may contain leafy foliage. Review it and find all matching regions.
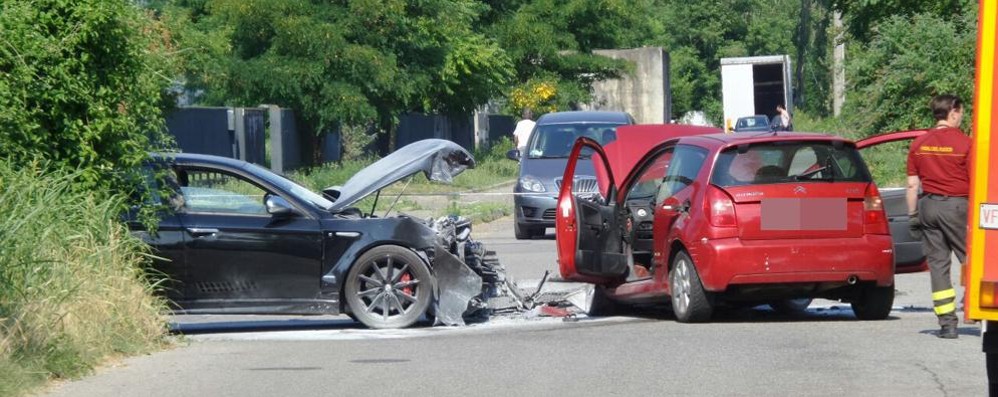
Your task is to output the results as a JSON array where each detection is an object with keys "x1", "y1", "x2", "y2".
[
  {"x1": 644, "y1": 0, "x2": 821, "y2": 121},
  {"x1": 165, "y1": 0, "x2": 513, "y2": 156},
  {"x1": 0, "y1": 0, "x2": 175, "y2": 192},
  {"x1": 843, "y1": 11, "x2": 976, "y2": 134},
  {"x1": 832, "y1": 0, "x2": 975, "y2": 42}
]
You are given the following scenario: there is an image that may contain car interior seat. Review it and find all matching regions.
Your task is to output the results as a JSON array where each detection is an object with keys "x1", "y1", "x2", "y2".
[
  {"x1": 754, "y1": 165, "x2": 787, "y2": 183},
  {"x1": 601, "y1": 129, "x2": 617, "y2": 144},
  {"x1": 544, "y1": 130, "x2": 575, "y2": 156}
]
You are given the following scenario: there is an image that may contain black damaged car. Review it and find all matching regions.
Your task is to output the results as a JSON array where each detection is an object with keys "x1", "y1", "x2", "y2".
[{"x1": 130, "y1": 139, "x2": 509, "y2": 329}]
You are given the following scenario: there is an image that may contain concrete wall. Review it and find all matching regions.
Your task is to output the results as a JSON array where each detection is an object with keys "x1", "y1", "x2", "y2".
[{"x1": 585, "y1": 47, "x2": 671, "y2": 124}]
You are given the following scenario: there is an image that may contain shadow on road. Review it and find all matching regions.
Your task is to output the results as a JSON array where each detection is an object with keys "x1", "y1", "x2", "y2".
[
  {"x1": 168, "y1": 316, "x2": 438, "y2": 334},
  {"x1": 588, "y1": 304, "x2": 902, "y2": 324},
  {"x1": 917, "y1": 326, "x2": 981, "y2": 338}
]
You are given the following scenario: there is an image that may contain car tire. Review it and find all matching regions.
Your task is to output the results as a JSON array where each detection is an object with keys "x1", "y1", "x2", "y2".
[
  {"x1": 851, "y1": 285, "x2": 895, "y2": 320},
  {"x1": 669, "y1": 251, "x2": 714, "y2": 323},
  {"x1": 514, "y1": 222, "x2": 540, "y2": 240},
  {"x1": 344, "y1": 245, "x2": 433, "y2": 329},
  {"x1": 769, "y1": 298, "x2": 813, "y2": 315},
  {"x1": 588, "y1": 286, "x2": 622, "y2": 317}
]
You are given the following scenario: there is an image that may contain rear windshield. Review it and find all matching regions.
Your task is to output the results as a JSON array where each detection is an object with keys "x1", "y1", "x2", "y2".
[
  {"x1": 736, "y1": 116, "x2": 769, "y2": 129},
  {"x1": 710, "y1": 140, "x2": 871, "y2": 187},
  {"x1": 525, "y1": 123, "x2": 623, "y2": 159}
]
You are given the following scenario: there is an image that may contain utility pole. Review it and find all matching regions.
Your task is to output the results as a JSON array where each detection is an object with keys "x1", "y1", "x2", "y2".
[
  {"x1": 795, "y1": 0, "x2": 812, "y2": 108},
  {"x1": 833, "y1": 10, "x2": 845, "y2": 116}
]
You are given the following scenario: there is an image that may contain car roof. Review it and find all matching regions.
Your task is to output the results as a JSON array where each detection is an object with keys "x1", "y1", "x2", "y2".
[
  {"x1": 536, "y1": 111, "x2": 632, "y2": 125},
  {"x1": 679, "y1": 131, "x2": 852, "y2": 149}
]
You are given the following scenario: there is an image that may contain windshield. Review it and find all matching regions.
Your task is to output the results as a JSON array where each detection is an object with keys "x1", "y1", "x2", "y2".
[
  {"x1": 710, "y1": 140, "x2": 872, "y2": 187},
  {"x1": 245, "y1": 163, "x2": 335, "y2": 210},
  {"x1": 525, "y1": 123, "x2": 623, "y2": 159}
]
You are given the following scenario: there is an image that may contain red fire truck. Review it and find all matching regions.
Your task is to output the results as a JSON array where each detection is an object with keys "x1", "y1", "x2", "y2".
[
  {"x1": 965, "y1": 1, "x2": 998, "y2": 324},
  {"x1": 964, "y1": 1, "x2": 998, "y2": 394}
]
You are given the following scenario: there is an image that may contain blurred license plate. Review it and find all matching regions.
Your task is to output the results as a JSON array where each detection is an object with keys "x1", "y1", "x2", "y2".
[
  {"x1": 761, "y1": 198, "x2": 847, "y2": 231},
  {"x1": 982, "y1": 204, "x2": 998, "y2": 230}
]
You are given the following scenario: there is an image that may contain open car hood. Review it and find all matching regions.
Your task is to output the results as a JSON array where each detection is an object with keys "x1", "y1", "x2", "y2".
[{"x1": 324, "y1": 139, "x2": 475, "y2": 211}]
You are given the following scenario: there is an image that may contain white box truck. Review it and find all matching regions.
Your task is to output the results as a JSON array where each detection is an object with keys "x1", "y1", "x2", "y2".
[{"x1": 720, "y1": 55, "x2": 793, "y2": 132}]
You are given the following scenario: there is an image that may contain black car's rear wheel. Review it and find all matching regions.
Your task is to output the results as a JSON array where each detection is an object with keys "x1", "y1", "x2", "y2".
[{"x1": 344, "y1": 245, "x2": 433, "y2": 329}]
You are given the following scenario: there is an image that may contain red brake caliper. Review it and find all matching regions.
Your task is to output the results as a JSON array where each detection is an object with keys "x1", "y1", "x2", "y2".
[{"x1": 401, "y1": 273, "x2": 413, "y2": 296}]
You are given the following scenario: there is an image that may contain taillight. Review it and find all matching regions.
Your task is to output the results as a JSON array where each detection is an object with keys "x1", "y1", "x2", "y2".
[
  {"x1": 981, "y1": 282, "x2": 998, "y2": 308},
  {"x1": 706, "y1": 186, "x2": 737, "y2": 227},
  {"x1": 863, "y1": 183, "x2": 889, "y2": 235}
]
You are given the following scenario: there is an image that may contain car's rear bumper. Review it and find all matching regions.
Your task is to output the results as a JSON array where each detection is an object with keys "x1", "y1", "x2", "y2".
[
  {"x1": 692, "y1": 235, "x2": 895, "y2": 291},
  {"x1": 514, "y1": 193, "x2": 557, "y2": 228}
]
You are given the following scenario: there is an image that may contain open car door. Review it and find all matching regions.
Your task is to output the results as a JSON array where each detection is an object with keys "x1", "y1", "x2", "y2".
[
  {"x1": 556, "y1": 137, "x2": 629, "y2": 284},
  {"x1": 856, "y1": 129, "x2": 929, "y2": 273}
]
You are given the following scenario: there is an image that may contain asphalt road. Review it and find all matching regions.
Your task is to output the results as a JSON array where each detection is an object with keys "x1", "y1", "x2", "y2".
[{"x1": 44, "y1": 219, "x2": 988, "y2": 397}]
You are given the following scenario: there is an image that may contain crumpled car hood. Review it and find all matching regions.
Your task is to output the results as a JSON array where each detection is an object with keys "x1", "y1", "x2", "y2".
[{"x1": 325, "y1": 139, "x2": 476, "y2": 211}]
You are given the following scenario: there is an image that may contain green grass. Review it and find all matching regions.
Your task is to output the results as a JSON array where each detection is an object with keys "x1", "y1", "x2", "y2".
[
  {"x1": 0, "y1": 162, "x2": 168, "y2": 397},
  {"x1": 794, "y1": 112, "x2": 910, "y2": 188},
  {"x1": 445, "y1": 201, "x2": 512, "y2": 224}
]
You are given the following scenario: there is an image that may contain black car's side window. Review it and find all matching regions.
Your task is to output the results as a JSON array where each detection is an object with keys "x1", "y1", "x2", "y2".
[
  {"x1": 176, "y1": 169, "x2": 269, "y2": 216},
  {"x1": 658, "y1": 145, "x2": 708, "y2": 201}
]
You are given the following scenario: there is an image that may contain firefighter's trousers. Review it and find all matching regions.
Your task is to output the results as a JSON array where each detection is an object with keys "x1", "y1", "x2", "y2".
[{"x1": 918, "y1": 195, "x2": 968, "y2": 327}]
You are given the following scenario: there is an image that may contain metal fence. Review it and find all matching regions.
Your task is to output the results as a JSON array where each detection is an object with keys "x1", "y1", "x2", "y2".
[{"x1": 165, "y1": 107, "x2": 514, "y2": 173}]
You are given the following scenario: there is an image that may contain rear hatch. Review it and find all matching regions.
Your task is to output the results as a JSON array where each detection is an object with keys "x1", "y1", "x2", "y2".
[{"x1": 710, "y1": 139, "x2": 874, "y2": 240}]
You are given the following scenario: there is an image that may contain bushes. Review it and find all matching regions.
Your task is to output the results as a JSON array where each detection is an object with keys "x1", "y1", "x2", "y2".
[
  {"x1": 0, "y1": 0, "x2": 175, "y2": 194},
  {"x1": 843, "y1": 10, "x2": 976, "y2": 135},
  {"x1": 0, "y1": 162, "x2": 167, "y2": 396}
]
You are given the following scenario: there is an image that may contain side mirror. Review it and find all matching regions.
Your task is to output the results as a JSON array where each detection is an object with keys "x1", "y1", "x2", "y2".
[
  {"x1": 506, "y1": 149, "x2": 520, "y2": 161},
  {"x1": 265, "y1": 195, "x2": 295, "y2": 217}
]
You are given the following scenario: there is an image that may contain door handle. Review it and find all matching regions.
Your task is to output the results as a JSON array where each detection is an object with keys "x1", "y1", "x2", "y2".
[
  {"x1": 662, "y1": 200, "x2": 691, "y2": 214},
  {"x1": 186, "y1": 227, "x2": 218, "y2": 237}
]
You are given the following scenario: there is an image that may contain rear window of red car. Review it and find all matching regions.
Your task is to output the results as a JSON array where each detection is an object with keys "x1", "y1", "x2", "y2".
[{"x1": 710, "y1": 140, "x2": 871, "y2": 187}]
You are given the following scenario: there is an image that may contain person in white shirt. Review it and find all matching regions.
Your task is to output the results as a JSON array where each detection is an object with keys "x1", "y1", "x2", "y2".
[
  {"x1": 512, "y1": 108, "x2": 536, "y2": 156},
  {"x1": 775, "y1": 104, "x2": 792, "y2": 131}
]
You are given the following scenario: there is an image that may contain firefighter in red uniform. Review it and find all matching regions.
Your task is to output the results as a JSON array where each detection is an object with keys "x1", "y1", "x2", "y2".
[{"x1": 906, "y1": 94, "x2": 971, "y2": 339}]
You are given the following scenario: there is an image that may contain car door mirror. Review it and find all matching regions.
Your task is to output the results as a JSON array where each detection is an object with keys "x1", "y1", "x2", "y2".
[
  {"x1": 506, "y1": 149, "x2": 520, "y2": 161},
  {"x1": 265, "y1": 195, "x2": 295, "y2": 217}
]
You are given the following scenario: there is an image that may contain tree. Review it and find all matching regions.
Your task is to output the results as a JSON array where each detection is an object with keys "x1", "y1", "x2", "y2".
[
  {"x1": 166, "y1": 0, "x2": 513, "y2": 157},
  {"x1": 0, "y1": 0, "x2": 175, "y2": 192},
  {"x1": 475, "y1": 0, "x2": 657, "y2": 115},
  {"x1": 831, "y1": 0, "x2": 974, "y2": 42},
  {"x1": 843, "y1": 11, "x2": 976, "y2": 134},
  {"x1": 647, "y1": 0, "x2": 820, "y2": 121}
]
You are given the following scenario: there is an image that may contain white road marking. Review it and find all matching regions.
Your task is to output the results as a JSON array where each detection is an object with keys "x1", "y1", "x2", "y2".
[{"x1": 186, "y1": 316, "x2": 631, "y2": 342}]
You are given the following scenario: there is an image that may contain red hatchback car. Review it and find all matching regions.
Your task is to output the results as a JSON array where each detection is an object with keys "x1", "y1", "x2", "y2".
[{"x1": 555, "y1": 126, "x2": 924, "y2": 323}]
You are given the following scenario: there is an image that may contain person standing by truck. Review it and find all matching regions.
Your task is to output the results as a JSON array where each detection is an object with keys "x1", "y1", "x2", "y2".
[
  {"x1": 770, "y1": 104, "x2": 792, "y2": 131},
  {"x1": 906, "y1": 94, "x2": 971, "y2": 339}
]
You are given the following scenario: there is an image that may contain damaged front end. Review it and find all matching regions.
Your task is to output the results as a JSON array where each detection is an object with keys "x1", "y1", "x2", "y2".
[{"x1": 425, "y1": 215, "x2": 538, "y2": 326}]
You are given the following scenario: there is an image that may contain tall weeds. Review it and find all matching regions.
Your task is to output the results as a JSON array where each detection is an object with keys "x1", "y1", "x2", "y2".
[{"x1": 0, "y1": 162, "x2": 167, "y2": 396}]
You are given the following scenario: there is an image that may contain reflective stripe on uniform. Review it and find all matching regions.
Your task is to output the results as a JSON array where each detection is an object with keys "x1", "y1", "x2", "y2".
[
  {"x1": 933, "y1": 288, "x2": 957, "y2": 301},
  {"x1": 935, "y1": 302, "x2": 957, "y2": 315}
]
